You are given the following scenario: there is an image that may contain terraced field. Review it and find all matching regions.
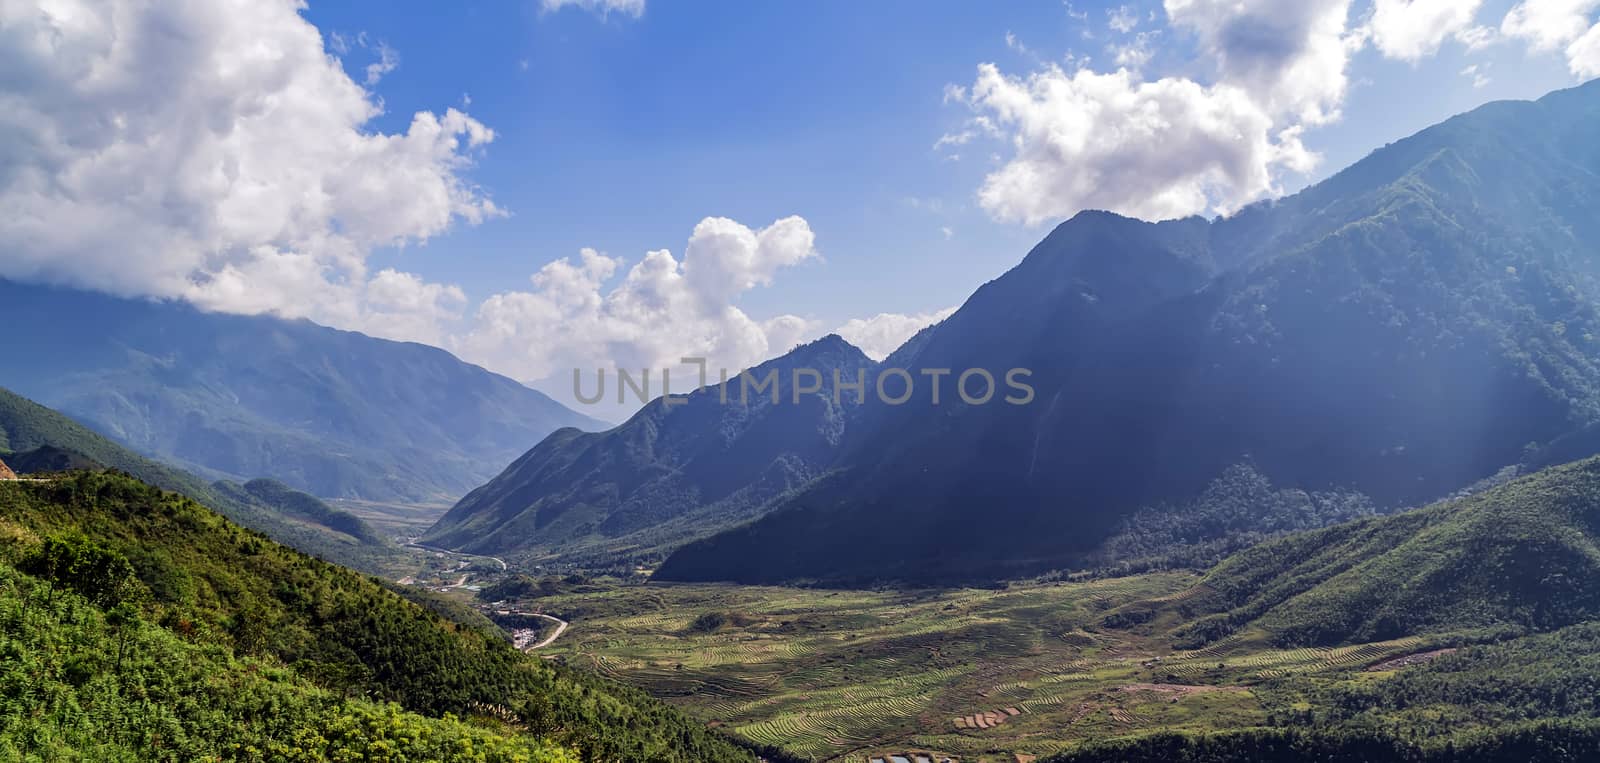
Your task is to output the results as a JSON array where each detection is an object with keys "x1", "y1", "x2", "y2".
[{"x1": 528, "y1": 577, "x2": 1456, "y2": 761}]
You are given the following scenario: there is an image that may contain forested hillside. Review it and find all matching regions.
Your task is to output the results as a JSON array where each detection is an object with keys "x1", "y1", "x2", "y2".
[
  {"x1": 1165, "y1": 455, "x2": 1600, "y2": 649},
  {"x1": 0, "y1": 472, "x2": 763, "y2": 761}
]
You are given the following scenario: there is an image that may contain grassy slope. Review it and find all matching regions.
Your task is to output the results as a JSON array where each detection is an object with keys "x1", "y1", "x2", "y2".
[{"x1": 0, "y1": 472, "x2": 762, "y2": 762}]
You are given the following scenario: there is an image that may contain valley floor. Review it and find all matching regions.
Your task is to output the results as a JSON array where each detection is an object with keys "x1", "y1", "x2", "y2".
[{"x1": 519, "y1": 576, "x2": 1453, "y2": 762}]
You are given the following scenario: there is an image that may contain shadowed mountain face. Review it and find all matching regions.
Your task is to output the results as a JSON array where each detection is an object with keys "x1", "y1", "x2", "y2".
[
  {"x1": 654, "y1": 80, "x2": 1600, "y2": 585},
  {"x1": 422, "y1": 335, "x2": 874, "y2": 562},
  {"x1": 0, "y1": 282, "x2": 605, "y2": 502}
]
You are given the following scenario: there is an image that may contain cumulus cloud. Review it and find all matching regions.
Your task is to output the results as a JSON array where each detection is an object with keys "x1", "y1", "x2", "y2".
[
  {"x1": 1164, "y1": 0, "x2": 1355, "y2": 126},
  {"x1": 1501, "y1": 0, "x2": 1600, "y2": 75},
  {"x1": 1370, "y1": 0, "x2": 1485, "y2": 60},
  {"x1": 950, "y1": 0, "x2": 1349, "y2": 224},
  {"x1": 956, "y1": 64, "x2": 1317, "y2": 223},
  {"x1": 458, "y1": 217, "x2": 820, "y2": 383},
  {"x1": 0, "y1": 0, "x2": 497, "y2": 345},
  {"x1": 541, "y1": 0, "x2": 645, "y2": 19},
  {"x1": 834, "y1": 307, "x2": 958, "y2": 361}
]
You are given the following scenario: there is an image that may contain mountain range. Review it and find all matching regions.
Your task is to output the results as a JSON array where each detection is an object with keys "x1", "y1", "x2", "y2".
[
  {"x1": 0, "y1": 281, "x2": 605, "y2": 502},
  {"x1": 415, "y1": 79, "x2": 1600, "y2": 583},
  {"x1": 650, "y1": 80, "x2": 1600, "y2": 584}
]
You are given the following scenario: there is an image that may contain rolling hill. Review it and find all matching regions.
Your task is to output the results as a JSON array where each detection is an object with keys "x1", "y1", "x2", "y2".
[
  {"x1": 656, "y1": 79, "x2": 1600, "y2": 585},
  {"x1": 0, "y1": 281, "x2": 606, "y2": 502}
]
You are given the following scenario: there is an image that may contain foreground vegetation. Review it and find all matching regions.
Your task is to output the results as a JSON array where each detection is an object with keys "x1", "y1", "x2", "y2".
[{"x1": 0, "y1": 473, "x2": 760, "y2": 761}]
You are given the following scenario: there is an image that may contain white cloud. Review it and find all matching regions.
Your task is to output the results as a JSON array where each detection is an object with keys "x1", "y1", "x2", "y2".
[
  {"x1": 1455, "y1": 24, "x2": 1497, "y2": 50},
  {"x1": 1573, "y1": 21, "x2": 1600, "y2": 74},
  {"x1": 834, "y1": 307, "x2": 958, "y2": 361},
  {"x1": 541, "y1": 0, "x2": 645, "y2": 19},
  {"x1": 1501, "y1": 0, "x2": 1598, "y2": 50},
  {"x1": 950, "y1": 0, "x2": 1350, "y2": 224},
  {"x1": 0, "y1": 0, "x2": 498, "y2": 345},
  {"x1": 1113, "y1": 31, "x2": 1156, "y2": 69},
  {"x1": 1164, "y1": 0, "x2": 1355, "y2": 126},
  {"x1": 459, "y1": 217, "x2": 819, "y2": 382},
  {"x1": 1501, "y1": 0, "x2": 1600, "y2": 75},
  {"x1": 365, "y1": 41, "x2": 399, "y2": 84},
  {"x1": 1461, "y1": 63, "x2": 1492, "y2": 87},
  {"x1": 1370, "y1": 0, "x2": 1485, "y2": 61},
  {"x1": 1108, "y1": 5, "x2": 1141, "y2": 33},
  {"x1": 956, "y1": 64, "x2": 1315, "y2": 223}
]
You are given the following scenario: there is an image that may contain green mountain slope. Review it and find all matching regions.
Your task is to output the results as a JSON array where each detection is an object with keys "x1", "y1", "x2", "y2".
[
  {"x1": 1169, "y1": 455, "x2": 1600, "y2": 649},
  {"x1": 657, "y1": 79, "x2": 1600, "y2": 586},
  {"x1": 0, "y1": 386, "x2": 395, "y2": 574},
  {"x1": 423, "y1": 335, "x2": 874, "y2": 565},
  {"x1": 0, "y1": 281, "x2": 607, "y2": 502},
  {"x1": 0, "y1": 472, "x2": 766, "y2": 762}
]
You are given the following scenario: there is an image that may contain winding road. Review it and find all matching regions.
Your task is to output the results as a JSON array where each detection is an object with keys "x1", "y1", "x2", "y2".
[
  {"x1": 399, "y1": 539, "x2": 570, "y2": 650},
  {"x1": 523, "y1": 613, "x2": 569, "y2": 650}
]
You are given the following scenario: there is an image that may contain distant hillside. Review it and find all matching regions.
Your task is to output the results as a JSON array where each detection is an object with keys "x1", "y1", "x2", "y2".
[
  {"x1": 0, "y1": 471, "x2": 764, "y2": 761},
  {"x1": 657, "y1": 79, "x2": 1600, "y2": 585},
  {"x1": 0, "y1": 281, "x2": 606, "y2": 502},
  {"x1": 0, "y1": 386, "x2": 396, "y2": 573},
  {"x1": 1166, "y1": 456, "x2": 1600, "y2": 649},
  {"x1": 423, "y1": 335, "x2": 874, "y2": 564}
]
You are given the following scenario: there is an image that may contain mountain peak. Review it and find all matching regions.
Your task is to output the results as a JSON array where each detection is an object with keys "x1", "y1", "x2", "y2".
[{"x1": 776, "y1": 333, "x2": 871, "y2": 364}]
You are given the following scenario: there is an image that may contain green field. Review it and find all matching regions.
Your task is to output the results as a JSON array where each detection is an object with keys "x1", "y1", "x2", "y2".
[{"x1": 515, "y1": 576, "x2": 1449, "y2": 761}]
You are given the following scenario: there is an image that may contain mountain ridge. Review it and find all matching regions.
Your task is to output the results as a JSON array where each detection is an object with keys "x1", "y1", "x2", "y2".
[{"x1": 0, "y1": 280, "x2": 607, "y2": 502}]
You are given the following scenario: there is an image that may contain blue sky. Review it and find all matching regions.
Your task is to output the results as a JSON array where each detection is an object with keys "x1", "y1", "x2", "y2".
[
  {"x1": 303, "y1": 0, "x2": 1580, "y2": 350},
  {"x1": 1, "y1": 0, "x2": 1595, "y2": 417}
]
